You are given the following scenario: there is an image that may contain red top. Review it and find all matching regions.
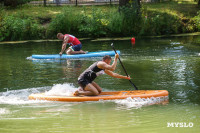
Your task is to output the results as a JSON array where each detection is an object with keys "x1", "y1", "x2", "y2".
[{"x1": 64, "y1": 34, "x2": 81, "y2": 46}]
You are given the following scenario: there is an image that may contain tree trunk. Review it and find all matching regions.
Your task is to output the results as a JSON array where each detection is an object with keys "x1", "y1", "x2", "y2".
[
  {"x1": 4, "y1": 0, "x2": 18, "y2": 7},
  {"x1": 119, "y1": 0, "x2": 130, "y2": 7},
  {"x1": 56, "y1": 0, "x2": 60, "y2": 6},
  {"x1": 44, "y1": 0, "x2": 46, "y2": 7},
  {"x1": 136, "y1": 0, "x2": 141, "y2": 14},
  {"x1": 119, "y1": 0, "x2": 141, "y2": 15},
  {"x1": 137, "y1": 0, "x2": 141, "y2": 8}
]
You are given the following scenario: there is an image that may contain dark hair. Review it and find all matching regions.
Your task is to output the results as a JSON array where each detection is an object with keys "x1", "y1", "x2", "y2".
[{"x1": 102, "y1": 55, "x2": 111, "y2": 61}]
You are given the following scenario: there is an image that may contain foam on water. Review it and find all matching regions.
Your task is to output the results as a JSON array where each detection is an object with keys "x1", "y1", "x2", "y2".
[
  {"x1": 0, "y1": 86, "x2": 47, "y2": 105},
  {"x1": 0, "y1": 83, "x2": 77, "y2": 105},
  {"x1": 0, "y1": 108, "x2": 10, "y2": 115},
  {"x1": 44, "y1": 83, "x2": 76, "y2": 96},
  {"x1": 115, "y1": 96, "x2": 169, "y2": 109},
  {"x1": 0, "y1": 83, "x2": 168, "y2": 109}
]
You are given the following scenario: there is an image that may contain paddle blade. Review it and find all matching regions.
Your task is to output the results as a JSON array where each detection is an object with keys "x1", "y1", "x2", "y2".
[{"x1": 111, "y1": 43, "x2": 114, "y2": 47}]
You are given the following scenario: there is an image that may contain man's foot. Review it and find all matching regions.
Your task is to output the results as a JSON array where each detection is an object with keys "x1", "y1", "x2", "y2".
[
  {"x1": 80, "y1": 50, "x2": 88, "y2": 54},
  {"x1": 73, "y1": 90, "x2": 80, "y2": 96}
]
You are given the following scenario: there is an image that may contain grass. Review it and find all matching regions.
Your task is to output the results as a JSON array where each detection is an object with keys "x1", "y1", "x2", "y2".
[
  {"x1": 2, "y1": 1, "x2": 199, "y2": 24},
  {"x1": 143, "y1": 1, "x2": 199, "y2": 19},
  {"x1": 2, "y1": 4, "x2": 117, "y2": 21},
  {"x1": 1, "y1": 1, "x2": 200, "y2": 41}
]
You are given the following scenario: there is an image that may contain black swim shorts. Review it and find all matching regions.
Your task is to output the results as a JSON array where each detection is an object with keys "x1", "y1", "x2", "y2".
[{"x1": 78, "y1": 71, "x2": 97, "y2": 90}]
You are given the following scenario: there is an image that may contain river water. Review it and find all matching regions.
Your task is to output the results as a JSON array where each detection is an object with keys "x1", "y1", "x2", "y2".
[{"x1": 0, "y1": 35, "x2": 199, "y2": 133}]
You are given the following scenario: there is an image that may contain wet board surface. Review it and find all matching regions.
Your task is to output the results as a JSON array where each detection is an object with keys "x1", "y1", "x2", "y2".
[
  {"x1": 32, "y1": 50, "x2": 120, "y2": 59},
  {"x1": 29, "y1": 90, "x2": 169, "y2": 102}
]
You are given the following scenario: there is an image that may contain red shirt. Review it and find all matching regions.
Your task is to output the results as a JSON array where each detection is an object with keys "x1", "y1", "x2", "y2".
[{"x1": 64, "y1": 34, "x2": 81, "y2": 46}]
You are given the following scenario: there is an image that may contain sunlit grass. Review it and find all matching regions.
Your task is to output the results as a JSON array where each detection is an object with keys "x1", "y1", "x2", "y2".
[
  {"x1": 143, "y1": 1, "x2": 198, "y2": 19},
  {"x1": 1, "y1": 1, "x2": 200, "y2": 40},
  {"x1": 3, "y1": 1, "x2": 199, "y2": 20}
]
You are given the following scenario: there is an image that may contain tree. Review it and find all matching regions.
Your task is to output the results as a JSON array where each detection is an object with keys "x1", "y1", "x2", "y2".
[
  {"x1": 44, "y1": 0, "x2": 46, "y2": 6},
  {"x1": 55, "y1": 0, "x2": 60, "y2": 6},
  {"x1": 3, "y1": 0, "x2": 32, "y2": 7},
  {"x1": 119, "y1": 0, "x2": 141, "y2": 14},
  {"x1": 119, "y1": 0, "x2": 130, "y2": 7}
]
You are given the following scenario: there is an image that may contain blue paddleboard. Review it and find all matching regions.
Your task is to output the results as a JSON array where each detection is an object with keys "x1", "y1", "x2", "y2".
[{"x1": 32, "y1": 50, "x2": 120, "y2": 59}]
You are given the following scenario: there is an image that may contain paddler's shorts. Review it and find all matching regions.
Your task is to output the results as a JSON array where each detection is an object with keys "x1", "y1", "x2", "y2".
[
  {"x1": 69, "y1": 44, "x2": 82, "y2": 51},
  {"x1": 78, "y1": 71, "x2": 97, "y2": 90}
]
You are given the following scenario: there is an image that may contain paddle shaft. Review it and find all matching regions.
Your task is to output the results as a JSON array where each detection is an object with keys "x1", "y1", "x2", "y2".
[{"x1": 111, "y1": 44, "x2": 138, "y2": 90}]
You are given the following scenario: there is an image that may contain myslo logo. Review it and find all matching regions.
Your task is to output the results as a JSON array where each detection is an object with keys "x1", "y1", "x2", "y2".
[{"x1": 167, "y1": 122, "x2": 193, "y2": 127}]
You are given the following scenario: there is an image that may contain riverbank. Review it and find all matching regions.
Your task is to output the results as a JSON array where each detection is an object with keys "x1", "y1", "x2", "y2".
[
  {"x1": 1, "y1": 1, "x2": 200, "y2": 41},
  {"x1": 1, "y1": 32, "x2": 200, "y2": 45}
]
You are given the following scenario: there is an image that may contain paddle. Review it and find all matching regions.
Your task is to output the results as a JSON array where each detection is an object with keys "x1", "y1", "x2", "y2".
[{"x1": 111, "y1": 43, "x2": 138, "y2": 90}]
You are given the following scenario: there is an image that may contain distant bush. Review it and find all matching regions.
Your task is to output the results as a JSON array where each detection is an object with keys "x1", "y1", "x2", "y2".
[
  {"x1": 1, "y1": 5, "x2": 200, "y2": 41},
  {"x1": 0, "y1": 15, "x2": 44, "y2": 41},
  {"x1": 46, "y1": 7, "x2": 80, "y2": 38},
  {"x1": 139, "y1": 10, "x2": 183, "y2": 36},
  {"x1": 107, "y1": 6, "x2": 141, "y2": 37},
  {"x1": 193, "y1": 11, "x2": 200, "y2": 31},
  {"x1": 120, "y1": 6, "x2": 142, "y2": 36},
  {"x1": 78, "y1": 8, "x2": 107, "y2": 37},
  {"x1": 107, "y1": 11, "x2": 124, "y2": 36}
]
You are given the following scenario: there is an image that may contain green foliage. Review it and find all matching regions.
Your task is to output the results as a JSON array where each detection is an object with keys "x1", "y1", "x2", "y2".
[
  {"x1": 46, "y1": 7, "x2": 80, "y2": 38},
  {"x1": 107, "y1": 11, "x2": 124, "y2": 36},
  {"x1": 193, "y1": 11, "x2": 200, "y2": 31},
  {"x1": 120, "y1": 6, "x2": 142, "y2": 36},
  {"x1": 78, "y1": 8, "x2": 107, "y2": 37},
  {"x1": 107, "y1": 6, "x2": 141, "y2": 37},
  {"x1": 0, "y1": 7, "x2": 5, "y2": 41},
  {"x1": 139, "y1": 12, "x2": 182, "y2": 36},
  {"x1": 0, "y1": 15, "x2": 43, "y2": 41},
  {"x1": 1, "y1": 3, "x2": 200, "y2": 41}
]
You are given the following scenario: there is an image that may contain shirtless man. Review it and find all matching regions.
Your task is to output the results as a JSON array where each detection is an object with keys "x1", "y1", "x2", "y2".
[
  {"x1": 57, "y1": 33, "x2": 86, "y2": 55},
  {"x1": 74, "y1": 54, "x2": 131, "y2": 96}
]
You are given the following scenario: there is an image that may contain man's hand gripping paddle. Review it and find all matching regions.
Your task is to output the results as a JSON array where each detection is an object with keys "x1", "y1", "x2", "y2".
[{"x1": 111, "y1": 43, "x2": 138, "y2": 90}]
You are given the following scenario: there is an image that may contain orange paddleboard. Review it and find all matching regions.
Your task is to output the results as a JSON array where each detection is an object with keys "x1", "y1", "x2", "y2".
[{"x1": 29, "y1": 90, "x2": 168, "y2": 102}]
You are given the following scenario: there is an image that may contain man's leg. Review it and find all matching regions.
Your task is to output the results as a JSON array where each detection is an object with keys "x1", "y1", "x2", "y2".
[
  {"x1": 74, "y1": 83, "x2": 99, "y2": 96},
  {"x1": 91, "y1": 81, "x2": 102, "y2": 93},
  {"x1": 66, "y1": 47, "x2": 86, "y2": 55}
]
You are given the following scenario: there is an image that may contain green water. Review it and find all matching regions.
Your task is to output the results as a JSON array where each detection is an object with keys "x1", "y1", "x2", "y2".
[{"x1": 0, "y1": 35, "x2": 200, "y2": 133}]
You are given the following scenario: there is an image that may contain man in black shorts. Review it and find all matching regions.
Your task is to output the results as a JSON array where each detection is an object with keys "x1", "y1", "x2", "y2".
[{"x1": 74, "y1": 54, "x2": 131, "y2": 96}]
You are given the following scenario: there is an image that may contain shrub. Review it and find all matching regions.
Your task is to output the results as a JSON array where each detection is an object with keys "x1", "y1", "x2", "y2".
[
  {"x1": 107, "y1": 11, "x2": 124, "y2": 36},
  {"x1": 46, "y1": 7, "x2": 80, "y2": 38},
  {"x1": 193, "y1": 11, "x2": 200, "y2": 31},
  {"x1": 78, "y1": 7, "x2": 107, "y2": 37},
  {"x1": 139, "y1": 11, "x2": 182, "y2": 36},
  {"x1": 0, "y1": 15, "x2": 43, "y2": 41},
  {"x1": 119, "y1": 6, "x2": 142, "y2": 36}
]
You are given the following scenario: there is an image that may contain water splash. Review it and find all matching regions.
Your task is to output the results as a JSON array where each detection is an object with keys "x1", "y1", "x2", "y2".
[
  {"x1": 0, "y1": 83, "x2": 77, "y2": 105},
  {"x1": 45, "y1": 83, "x2": 76, "y2": 96},
  {"x1": 0, "y1": 108, "x2": 10, "y2": 115},
  {"x1": 0, "y1": 86, "x2": 48, "y2": 105},
  {"x1": 115, "y1": 96, "x2": 169, "y2": 109}
]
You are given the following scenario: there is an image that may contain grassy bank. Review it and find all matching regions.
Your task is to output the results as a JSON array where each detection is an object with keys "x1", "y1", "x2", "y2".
[{"x1": 1, "y1": 1, "x2": 200, "y2": 41}]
